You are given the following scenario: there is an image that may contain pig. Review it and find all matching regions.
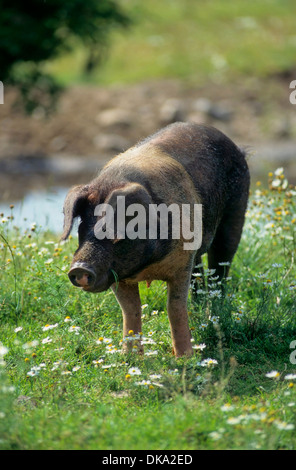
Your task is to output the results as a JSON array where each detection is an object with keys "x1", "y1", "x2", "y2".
[{"x1": 61, "y1": 122, "x2": 250, "y2": 357}]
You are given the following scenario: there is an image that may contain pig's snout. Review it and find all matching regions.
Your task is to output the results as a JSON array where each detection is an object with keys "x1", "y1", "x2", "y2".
[{"x1": 68, "y1": 263, "x2": 96, "y2": 289}]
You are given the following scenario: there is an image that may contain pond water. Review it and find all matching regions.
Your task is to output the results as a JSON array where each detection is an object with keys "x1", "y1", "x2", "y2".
[{"x1": 0, "y1": 187, "x2": 69, "y2": 234}]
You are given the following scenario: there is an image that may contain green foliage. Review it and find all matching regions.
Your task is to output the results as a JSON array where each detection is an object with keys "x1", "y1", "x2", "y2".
[{"x1": 0, "y1": 169, "x2": 296, "y2": 449}]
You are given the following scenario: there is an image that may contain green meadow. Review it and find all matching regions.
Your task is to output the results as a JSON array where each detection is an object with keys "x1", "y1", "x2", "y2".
[
  {"x1": 0, "y1": 169, "x2": 295, "y2": 450},
  {"x1": 44, "y1": 0, "x2": 296, "y2": 87}
]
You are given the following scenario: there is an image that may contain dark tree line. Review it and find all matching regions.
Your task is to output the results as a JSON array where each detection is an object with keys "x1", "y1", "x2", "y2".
[{"x1": 0, "y1": 0, "x2": 130, "y2": 111}]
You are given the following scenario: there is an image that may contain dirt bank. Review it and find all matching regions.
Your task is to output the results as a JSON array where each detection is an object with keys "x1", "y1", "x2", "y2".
[{"x1": 0, "y1": 76, "x2": 295, "y2": 200}]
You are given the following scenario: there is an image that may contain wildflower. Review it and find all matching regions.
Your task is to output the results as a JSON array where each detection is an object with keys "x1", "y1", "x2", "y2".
[
  {"x1": 151, "y1": 310, "x2": 158, "y2": 316},
  {"x1": 0, "y1": 345, "x2": 8, "y2": 356},
  {"x1": 135, "y1": 380, "x2": 152, "y2": 387},
  {"x1": 205, "y1": 268, "x2": 216, "y2": 276},
  {"x1": 51, "y1": 361, "x2": 63, "y2": 371},
  {"x1": 25, "y1": 242, "x2": 35, "y2": 249},
  {"x1": 273, "y1": 420, "x2": 294, "y2": 431},
  {"x1": 27, "y1": 370, "x2": 38, "y2": 377},
  {"x1": 195, "y1": 289, "x2": 206, "y2": 295},
  {"x1": 128, "y1": 367, "x2": 141, "y2": 376},
  {"x1": 144, "y1": 350, "x2": 158, "y2": 356},
  {"x1": 96, "y1": 337, "x2": 112, "y2": 345},
  {"x1": 209, "y1": 316, "x2": 219, "y2": 324},
  {"x1": 263, "y1": 279, "x2": 274, "y2": 287},
  {"x1": 227, "y1": 416, "x2": 242, "y2": 425},
  {"x1": 68, "y1": 325, "x2": 80, "y2": 334},
  {"x1": 22, "y1": 340, "x2": 38, "y2": 350},
  {"x1": 42, "y1": 337, "x2": 52, "y2": 344},
  {"x1": 149, "y1": 374, "x2": 162, "y2": 380},
  {"x1": 42, "y1": 323, "x2": 58, "y2": 331},
  {"x1": 106, "y1": 346, "x2": 119, "y2": 354},
  {"x1": 64, "y1": 316, "x2": 72, "y2": 322},
  {"x1": 200, "y1": 358, "x2": 218, "y2": 367},
  {"x1": 209, "y1": 290, "x2": 222, "y2": 298},
  {"x1": 221, "y1": 404, "x2": 235, "y2": 412},
  {"x1": 192, "y1": 343, "x2": 206, "y2": 351},
  {"x1": 92, "y1": 359, "x2": 104, "y2": 365},
  {"x1": 271, "y1": 179, "x2": 281, "y2": 188},
  {"x1": 102, "y1": 364, "x2": 116, "y2": 370},
  {"x1": 233, "y1": 313, "x2": 243, "y2": 323},
  {"x1": 38, "y1": 247, "x2": 49, "y2": 256},
  {"x1": 284, "y1": 374, "x2": 296, "y2": 380},
  {"x1": 72, "y1": 366, "x2": 81, "y2": 372},
  {"x1": 151, "y1": 382, "x2": 164, "y2": 388},
  {"x1": 14, "y1": 327, "x2": 23, "y2": 333},
  {"x1": 265, "y1": 370, "x2": 280, "y2": 379},
  {"x1": 209, "y1": 431, "x2": 223, "y2": 441},
  {"x1": 199, "y1": 323, "x2": 208, "y2": 330},
  {"x1": 209, "y1": 275, "x2": 220, "y2": 281},
  {"x1": 274, "y1": 167, "x2": 284, "y2": 176}
]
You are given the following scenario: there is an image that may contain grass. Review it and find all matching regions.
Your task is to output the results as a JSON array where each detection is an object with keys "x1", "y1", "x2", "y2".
[
  {"x1": 43, "y1": 0, "x2": 296, "y2": 87},
  {"x1": 0, "y1": 168, "x2": 296, "y2": 450}
]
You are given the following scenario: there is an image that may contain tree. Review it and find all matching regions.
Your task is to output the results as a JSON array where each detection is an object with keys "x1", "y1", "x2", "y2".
[{"x1": 0, "y1": 0, "x2": 130, "y2": 111}]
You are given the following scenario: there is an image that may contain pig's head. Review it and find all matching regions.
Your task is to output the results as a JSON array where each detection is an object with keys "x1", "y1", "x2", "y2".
[{"x1": 61, "y1": 181, "x2": 158, "y2": 293}]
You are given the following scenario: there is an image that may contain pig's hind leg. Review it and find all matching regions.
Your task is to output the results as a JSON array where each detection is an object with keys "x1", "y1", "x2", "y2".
[{"x1": 207, "y1": 203, "x2": 247, "y2": 282}]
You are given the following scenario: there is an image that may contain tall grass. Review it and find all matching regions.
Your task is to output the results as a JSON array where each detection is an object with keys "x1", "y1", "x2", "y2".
[{"x1": 0, "y1": 168, "x2": 295, "y2": 450}]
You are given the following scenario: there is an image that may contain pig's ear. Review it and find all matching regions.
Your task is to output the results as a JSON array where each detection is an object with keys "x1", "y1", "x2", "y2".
[
  {"x1": 106, "y1": 183, "x2": 153, "y2": 242},
  {"x1": 61, "y1": 185, "x2": 89, "y2": 240}
]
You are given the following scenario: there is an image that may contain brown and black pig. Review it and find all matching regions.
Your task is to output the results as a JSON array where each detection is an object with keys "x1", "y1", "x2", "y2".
[{"x1": 61, "y1": 122, "x2": 250, "y2": 357}]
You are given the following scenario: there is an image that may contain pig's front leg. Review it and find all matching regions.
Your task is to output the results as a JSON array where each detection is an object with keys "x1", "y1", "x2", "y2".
[
  {"x1": 167, "y1": 276, "x2": 193, "y2": 358},
  {"x1": 112, "y1": 281, "x2": 143, "y2": 354}
]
